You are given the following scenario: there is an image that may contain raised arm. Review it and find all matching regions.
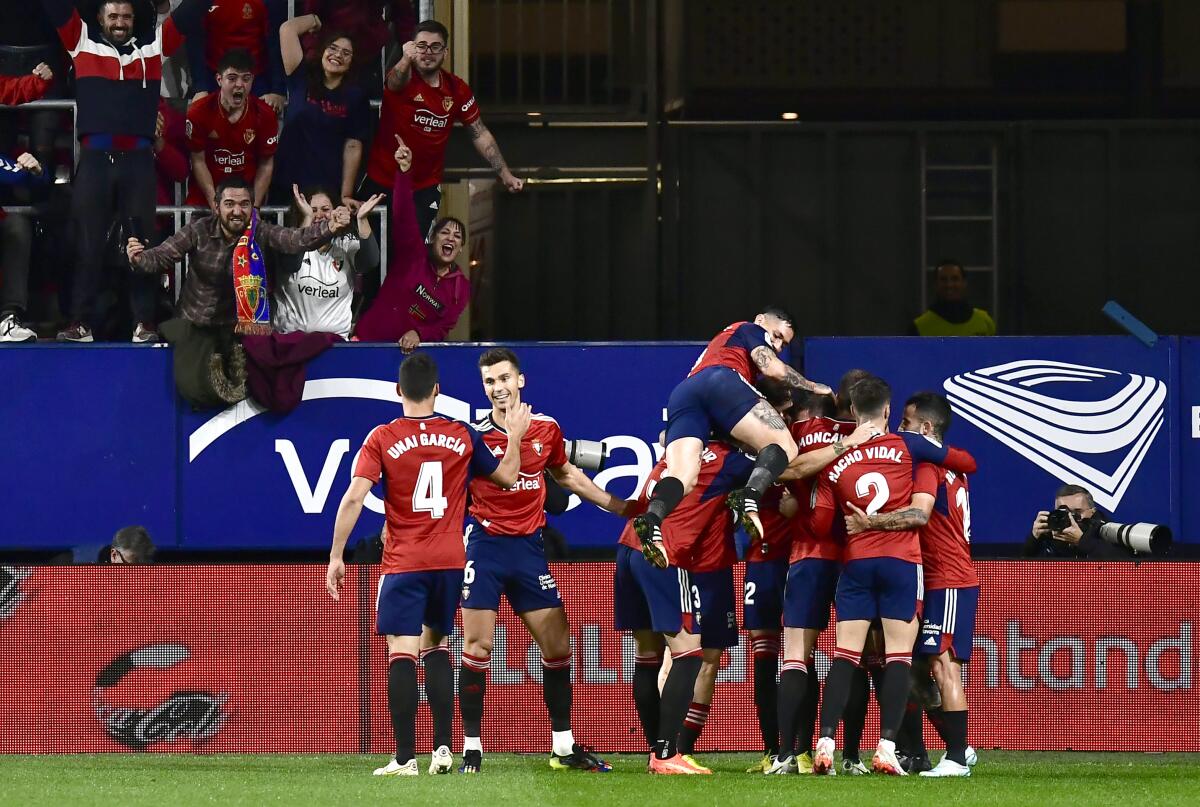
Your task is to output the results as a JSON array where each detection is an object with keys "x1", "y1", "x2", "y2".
[
  {"x1": 281, "y1": 14, "x2": 322, "y2": 76},
  {"x1": 750, "y1": 344, "x2": 833, "y2": 395},
  {"x1": 258, "y1": 213, "x2": 347, "y2": 254},
  {"x1": 127, "y1": 223, "x2": 201, "y2": 274},
  {"x1": 467, "y1": 118, "x2": 523, "y2": 192},
  {"x1": 388, "y1": 136, "x2": 426, "y2": 271},
  {"x1": 385, "y1": 41, "x2": 417, "y2": 92},
  {"x1": 0, "y1": 68, "x2": 50, "y2": 106}
]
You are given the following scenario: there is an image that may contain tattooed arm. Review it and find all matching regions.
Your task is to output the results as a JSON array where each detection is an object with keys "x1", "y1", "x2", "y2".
[
  {"x1": 468, "y1": 118, "x2": 523, "y2": 192},
  {"x1": 844, "y1": 492, "x2": 935, "y2": 535},
  {"x1": 750, "y1": 345, "x2": 833, "y2": 395}
]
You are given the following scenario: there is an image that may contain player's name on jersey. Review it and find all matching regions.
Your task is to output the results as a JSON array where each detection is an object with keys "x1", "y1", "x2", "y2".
[
  {"x1": 827, "y1": 444, "x2": 906, "y2": 483},
  {"x1": 797, "y1": 430, "x2": 845, "y2": 448},
  {"x1": 386, "y1": 431, "x2": 467, "y2": 459}
]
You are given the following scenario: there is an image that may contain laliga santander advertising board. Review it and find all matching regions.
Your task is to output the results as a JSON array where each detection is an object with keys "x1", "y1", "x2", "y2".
[{"x1": 1, "y1": 563, "x2": 1197, "y2": 753}]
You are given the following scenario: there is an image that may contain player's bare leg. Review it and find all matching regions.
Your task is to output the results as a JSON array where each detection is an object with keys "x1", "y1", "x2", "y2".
[
  {"x1": 747, "y1": 628, "x2": 781, "y2": 772},
  {"x1": 418, "y1": 627, "x2": 454, "y2": 774},
  {"x1": 376, "y1": 634, "x2": 424, "y2": 776},
  {"x1": 812, "y1": 618, "x2": 870, "y2": 775},
  {"x1": 635, "y1": 437, "x2": 703, "y2": 569},
  {"x1": 726, "y1": 402, "x2": 799, "y2": 547},
  {"x1": 676, "y1": 649, "x2": 720, "y2": 772},
  {"x1": 458, "y1": 608, "x2": 498, "y2": 772},
  {"x1": 868, "y1": 616, "x2": 920, "y2": 775},
  {"x1": 775, "y1": 626, "x2": 821, "y2": 772},
  {"x1": 522, "y1": 606, "x2": 611, "y2": 772},
  {"x1": 923, "y1": 651, "x2": 971, "y2": 776},
  {"x1": 647, "y1": 630, "x2": 711, "y2": 774}
]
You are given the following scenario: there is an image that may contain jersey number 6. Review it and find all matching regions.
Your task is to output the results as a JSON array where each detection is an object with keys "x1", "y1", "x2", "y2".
[{"x1": 412, "y1": 461, "x2": 448, "y2": 519}]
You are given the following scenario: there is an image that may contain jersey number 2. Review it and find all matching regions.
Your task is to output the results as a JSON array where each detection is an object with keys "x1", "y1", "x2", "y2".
[
  {"x1": 854, "y1": 472, "x2": 890, "y2": 515},
  {"x1": 413, "y1": 461, "x2": 448, "y2": 519},
  {"x1": 955, "y1": 486, "x2": 973, "y2": 543}
]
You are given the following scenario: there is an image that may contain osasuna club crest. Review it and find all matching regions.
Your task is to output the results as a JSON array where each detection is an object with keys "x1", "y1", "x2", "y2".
[
  {"x1": 532, "y1": 440, "x2": 543, "y2": 455},
  {"x1": 943, "y1": 359, "x2": 1166, "y2": 511}
]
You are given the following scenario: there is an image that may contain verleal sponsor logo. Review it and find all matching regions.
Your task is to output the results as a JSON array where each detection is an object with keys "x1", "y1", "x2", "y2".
[
  {"x1": 943, "y1": 359, "x2": 1165, "y2": 510},
  {"x1": 93, "y1": 644, "x2": 229, "y2": 750}
]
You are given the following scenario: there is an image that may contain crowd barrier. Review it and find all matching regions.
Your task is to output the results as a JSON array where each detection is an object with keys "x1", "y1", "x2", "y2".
[
  {"x1": 0, "y1": 561, "x2": 1195, "y2": 754},
  {"x1": 3, "y1": 336, "x2": 1198, "y2": 551}
]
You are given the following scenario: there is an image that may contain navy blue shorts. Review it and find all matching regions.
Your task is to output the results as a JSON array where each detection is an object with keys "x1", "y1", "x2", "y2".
[
  {"x1": 614, "y1": 544, "x2": 697, "y2": 635},
  {"x1": 692, "y1": 567, "x2": 739, "y2": 649},
  {"x1": 376, "y1": 569, "x2": 463, "y2": 637},
  {"x1": 665, "y1": 366, "x2": 763, "y2": 444},
  {"x1": 918, "y1": 586, "x2": 979, "y2": 661},
  {"x1": 782, "y1": 558, "x2": 840, "y2": 630},
  {"x1": 742, "y1": 558, "x2": 788, "y2": 631},
  {"x1": 461, "y1": 519, "x2": 562, "y2": 614},
  {"x1": 834, "y1": 557, "x2": 922, "y2": 623}
]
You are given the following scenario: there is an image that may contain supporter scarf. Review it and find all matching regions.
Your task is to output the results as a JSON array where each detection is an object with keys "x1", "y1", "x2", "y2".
[{"x1": 232, "y1": 209, "x2": 272, "y2": 335}]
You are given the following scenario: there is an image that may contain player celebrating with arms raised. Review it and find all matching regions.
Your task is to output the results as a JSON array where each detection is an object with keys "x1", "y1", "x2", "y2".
[
  {"x1": 635, "y1": 307, "x2": 832, "y2": 569},
  {"x1": 325, "y1": 352, "x2": 529, "y2": 777},
  {"x1": 458, "y1": 348, "x2": 629, "y2": 774}
]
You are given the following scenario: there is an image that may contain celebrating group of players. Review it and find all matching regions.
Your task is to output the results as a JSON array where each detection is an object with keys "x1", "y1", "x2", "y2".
[{"x1": 325, "y1": 305, "x2": 981, "y2": 779}]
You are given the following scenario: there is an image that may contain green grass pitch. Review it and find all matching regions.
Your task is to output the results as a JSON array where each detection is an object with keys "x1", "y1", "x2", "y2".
[{"x1": 3, "y1": 752, "x2": 1198, "y2": 806}]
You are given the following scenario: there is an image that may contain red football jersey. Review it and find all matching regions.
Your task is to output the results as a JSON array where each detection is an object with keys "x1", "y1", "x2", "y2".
[
  {"x1": 366, "y1": 69, "x2": 481, "y2": 191},
  {"x1": 812, "y1": 433, "x2": 937, "y2": 564},
  {"x1": 746, "y1": 484, "x2": 792, "y2": 563},
  {"x1": 185, "y1": 94, "x2": 279, "y2": 204},
  {"x1": 787, "y1": 416, "x2": 858, "y2": 563},
  {"x1": 687, "y1": 321, "x2": 774, "y2": 385},
  {"x1": 617, "y1": 444, "x2": 754, "y2": 573},
  {"x1": 353, "y1": 414, "x2": 498, "y2": 574},
  {"x1": 915, "y1": 463, "x2": 979, "y2": 589},
  {"x1": 468, "y1": 412, "x2": 568, "y2": 535},
  {"x1": 202, "y1": 0, "x2": 270, "y2": 79}
]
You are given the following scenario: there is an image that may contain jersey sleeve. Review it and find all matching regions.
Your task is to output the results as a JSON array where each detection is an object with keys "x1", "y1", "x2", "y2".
[
  {"x1": 346, "y1": 89, "x2": 372, "y2": 143},
  {"x1": 898, "y1": 431, "x2": 979, "y2": 475},
  {"x1": 547, "y1": 422, "x2": 569, "y2": 468},
  {"x1": 468, "y1": 427, "x2": 501, "y2": 479},
  {"x1": 185, "y1": 101, "x2": 207, "y2": 152},
  {"x1": 729, "y1": 321, "x2": 771, "y2": 353},
  {"x1": 455, "y1": 78, "x2": 481, "y2": 126},
  {"x1": 913, "y1": 462, "x2": 939, "y2": 498},
  {"x1": 941, "y1": 446, "x2": 978, "y2": 475},
  {"x1": 352, "y1": 427, "x2": 385, "y2": 483}
]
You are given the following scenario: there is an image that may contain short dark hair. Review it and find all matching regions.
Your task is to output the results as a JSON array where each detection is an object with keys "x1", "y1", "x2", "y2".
[
  {"x1": 215, "y1": 176, "x2": 253, "y2": 202},
  {"x1": 849, "y1": 376, "x2": 891, "y2": 418},
  {"x1": 836, "y1": 368, "x2": 874, "y2": 417},
  {"x1": 758, "y1": 305, "x2": 794, "y2": 327},
  {"x1": 935, "y1": 259, "x2": 965, "y2": 276},
  {"x1": 1055, "y1": 484, "x2": 1095, "y2": 507},
  {"x1": 399, "y1": 352, "x2": 439, "y2": 402},
  {"x1": 217, "y1": 48, "x2": 255, "y2": 75},
  {"x1": 904, "y1": 391, "x2": 953, "y2": 440},
  {"x1": 478, "y1": 347, "x2": 520, "y2": 372},
  {"x1": 112, "y1": 525, "x2": 154, "y2": 563},
  {"x1": 797, "y1": 391, "x2": 837, "y2": 419},
  {"x1": 415, "y1": 19, "x2": 450, "y2": 43},
  {"x1": 427, "y1": 216, "x2": 467, "y2": 244},
  {"x1": 755, "y1": 377, "x2": 793, "y2": 410}
]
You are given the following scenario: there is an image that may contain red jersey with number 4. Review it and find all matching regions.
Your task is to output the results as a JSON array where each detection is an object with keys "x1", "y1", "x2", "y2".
[
  {"x1": 354, "y1": 414, "x2": 498, "y2": 574},
  {"x1": 915, "y1": 463, "x2": 978, "y2": 588},
  {"x1": 185, "y1": 93, "x2": 279, "y2": 204},
  {"x1": 812, "y1": 433, "x2": 937, "y2": 564},
  {"x1": 687, "y1": 321, "x2": 774, "y2": 385},
  {"x1": 367, "y1": 69, "x2": 481, "y2": 191},
  {"x1": 468, "y1": 413, "x2": 568, "y2": 535},
  {"x1": 788, "y1": 416, "x2": 858, "y2": 563},
  {"x1": 618, "y1": 444, "x2": 754, "y2": 573},
  {"x1": 747, "y1": 484, "x2": 792, "y2": 562}
]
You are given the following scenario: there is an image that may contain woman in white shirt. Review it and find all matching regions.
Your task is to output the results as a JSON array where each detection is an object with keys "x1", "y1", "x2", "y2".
[{"x1": 273, "y1": 184, "x2": 384, "y2": 338}]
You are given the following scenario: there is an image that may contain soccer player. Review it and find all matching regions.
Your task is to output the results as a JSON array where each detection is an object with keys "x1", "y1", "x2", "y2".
[
  {"x1": 808, "y1": 376, "x2": 976, "y2": 776},
  {"x1": 185, "y1": 48, "x2": 279, "y2": 209},
  {"x1": 324, "y1": 352, "x2": 530, "y2": 777},
  {"x1": 634, "y1": 308, "x2": 832, "y2": 570},
  {"x1": 459, "y1": 347, "x2": 628, "y2": 774},
  {"x1": 844, "y1": 392, "x2": 979, "y2": 778}
]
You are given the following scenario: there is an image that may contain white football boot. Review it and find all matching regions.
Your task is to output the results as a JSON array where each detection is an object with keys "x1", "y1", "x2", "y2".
[
  {"x1": 373, "y1": 758, "x2": 419, "y2": 776},
  {"x1": 428, "y1": 745, "x2": 454, "y2": 775}
]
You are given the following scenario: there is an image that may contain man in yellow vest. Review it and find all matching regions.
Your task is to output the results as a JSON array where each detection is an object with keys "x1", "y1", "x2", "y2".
[{"x1": 911, "y1": 261, "x2": 996, "y2": 336}]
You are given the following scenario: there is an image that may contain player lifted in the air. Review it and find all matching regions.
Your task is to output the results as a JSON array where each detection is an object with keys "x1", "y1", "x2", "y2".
[
  {"x1": 325, "y1": 352, "x2": 530, "y2": 777},
  {"x1": 808, "y1": 376, "x2": 975, "y2": 776},
  {"x1": 458, "y1": 347, "x2": 630, "y2": 774},
  {"x1": 633, "y1": 308, "x2": 832, "y2": 570},
  {"x1": 844, "y1": 392, "x2": 979, "y2": 778}
]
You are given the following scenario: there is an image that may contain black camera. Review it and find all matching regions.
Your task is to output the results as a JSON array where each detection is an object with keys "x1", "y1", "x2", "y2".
[{"x1": 1045, "y1": 507, "x2": 1073, "y2": 532}]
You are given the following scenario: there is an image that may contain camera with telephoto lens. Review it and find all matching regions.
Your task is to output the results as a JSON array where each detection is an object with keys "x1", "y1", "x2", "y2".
[
  {"x1": 1099, "y1": 522, "x2": 1172, "y2": 555},
  {"x1": 1045, "y1": 506, "x2": 1074, "y2": 533},
  {"x1": 564, "y1": 439, "x2": 608, "y2": 472}
]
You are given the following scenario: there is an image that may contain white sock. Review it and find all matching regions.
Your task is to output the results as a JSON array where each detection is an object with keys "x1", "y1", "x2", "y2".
[
  {"x1": 551, "y1": 729, "x2": 575, "y2": 757},
  {"x1": 463, "y1": 736, "x2": 483, "y2": 753}
]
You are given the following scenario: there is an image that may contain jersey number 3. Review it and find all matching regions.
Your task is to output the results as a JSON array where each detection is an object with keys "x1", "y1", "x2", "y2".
[{"x1": 413, "y1": 461, "x2": 448, "y2": 519}]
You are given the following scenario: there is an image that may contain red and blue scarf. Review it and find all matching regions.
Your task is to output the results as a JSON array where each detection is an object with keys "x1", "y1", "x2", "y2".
[{"x1": 232, "y1": 209, "x2": 271, "y2": 335}]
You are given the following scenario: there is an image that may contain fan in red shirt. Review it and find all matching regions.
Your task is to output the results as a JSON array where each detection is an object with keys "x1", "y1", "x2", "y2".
[
  {"x1": 458, "y1": 347, "x2": 629, "y2": 773},
  {"x1": 185, "y1": 0, "x2": 286, "y2": 114},
  {"x1": 806, "y1": 376, "x2": 977, "y2": 777},
  {"x1": 185, "y1": 49, "x2": 279, "y2": 208},
  {"x1": 359, "y1": 19, "x2": 522, "y2": 240},
  {"x1": 324, "y1": 352, "x2": 529, "y2": 777},
  {"x1": 843, "y1": 391, "x2": 980, "y2": 778}
]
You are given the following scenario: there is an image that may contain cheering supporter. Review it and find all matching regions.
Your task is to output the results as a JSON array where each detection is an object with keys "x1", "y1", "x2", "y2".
[
  {"x1": 0, "y1": 63, "x2": 53, "y2": 108},
  {"x1": 186, "y1": 0, "x2": 286, "y2": 115},
  {"x1": 274, "y1": 184, "x2": 384, "y2": 339},
  {"x1": 39, "y1": 0, "x2": 205, "y2": 343},
  {"x1": 354, "y1": 137, "x2": 468, "y2": 348},
  {"x1": 271, "y1": 14, "x2": 371, "y2": 210},
  {"x1": 299, "y1": 0, "x2": 415, "y2": 92},
  {"x1": 185, "y1": 48, "x2": 279, "y2": 208},
  {"x1": 361, "y1": 19, "x2": 522, "y2": 240}
]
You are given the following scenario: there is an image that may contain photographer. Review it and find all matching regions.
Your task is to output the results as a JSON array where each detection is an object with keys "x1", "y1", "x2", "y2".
[{"x1": 1023, "y1": 485, "x2": 1135, "y2": 559}]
